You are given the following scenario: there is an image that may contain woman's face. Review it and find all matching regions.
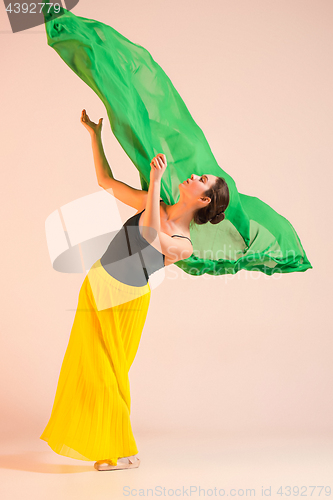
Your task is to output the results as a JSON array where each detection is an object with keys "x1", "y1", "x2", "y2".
[{"x1": 179, "y1": 174, "x2": 217, "y2": 200}]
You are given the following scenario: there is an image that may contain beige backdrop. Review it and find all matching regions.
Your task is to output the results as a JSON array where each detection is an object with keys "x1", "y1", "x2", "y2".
[{"x1": 0, "y1": 0, "x2": 332, "y2": 496}]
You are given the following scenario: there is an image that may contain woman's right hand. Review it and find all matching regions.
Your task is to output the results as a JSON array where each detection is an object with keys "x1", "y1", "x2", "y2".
[{"x1": 81, "y1": 109, "x2": 103, "y2": 136}]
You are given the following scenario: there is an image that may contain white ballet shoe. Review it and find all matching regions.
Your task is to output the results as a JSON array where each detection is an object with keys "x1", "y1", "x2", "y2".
[{"x1": 94, "y1": 455, "x2": 140, "y2": 471}]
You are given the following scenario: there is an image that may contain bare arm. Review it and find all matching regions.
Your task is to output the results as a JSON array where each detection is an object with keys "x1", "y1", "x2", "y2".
[
  {"x1": 143, "y1": 184, "x2": 193, "y2": 262},
  {"x1": 81, "y1": 109, "x2": 113, "y2": 184},
  {"x1": 141, "y1": 178, "x2": 161, "y2": 238},
  {"x1": 141, "y1": 155, "x2": 164, "y2": 240},
  {"x1": 90, "y1": 132, "x2": 113, "y2": 185},
  {"x1": 142, "y1": 154, "x2": 193, "y2": 262},
  {"x1": 91, "y1": 130, "x2": 149, "y2": 210},
  {"x1": 81, "y1": 109, "x2": 148, "y2": 211}
]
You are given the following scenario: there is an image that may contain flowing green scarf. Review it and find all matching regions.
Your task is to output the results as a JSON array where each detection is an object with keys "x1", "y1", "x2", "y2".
[{"x1": 42, "y1": 6, "x2": 312, "y2": 276}]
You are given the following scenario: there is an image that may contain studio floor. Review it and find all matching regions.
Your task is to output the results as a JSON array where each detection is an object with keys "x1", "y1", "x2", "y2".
[{"x1": 1, "y1": 430, "x2": 332, "y2": 499}]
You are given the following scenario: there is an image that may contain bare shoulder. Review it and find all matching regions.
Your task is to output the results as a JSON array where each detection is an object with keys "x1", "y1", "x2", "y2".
[
  {"x1": 133, "y1": 191, "x2": 149, "y2": 214},
  {"x1": 135, "y1": 197, "x2": 166, "y2": 216},
  {"x1": 139, "y1": 200, "x2": 193, "y2": 265},
  {"x1": 138, "y1": 200, "x2": 192, "y2": 243},
  {"x1": 161, "y1": 201, "x2": 192, "y2": 241},
  {"x1": 164, "y1": 232, "x2": 193, "y2": 266}
]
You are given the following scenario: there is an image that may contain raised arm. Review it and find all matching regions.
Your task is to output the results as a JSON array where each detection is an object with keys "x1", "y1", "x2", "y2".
[
  {"x1": 81, "y1": 109, "x2": 148, "y2": 211},
  {"x1": 142, "y1": 154, "x2": 193, "y2": 263}
]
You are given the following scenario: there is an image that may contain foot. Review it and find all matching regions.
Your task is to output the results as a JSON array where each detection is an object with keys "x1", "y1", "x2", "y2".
[{"x1": 94, "y1": 455, "x2": 140, "y2": 471}]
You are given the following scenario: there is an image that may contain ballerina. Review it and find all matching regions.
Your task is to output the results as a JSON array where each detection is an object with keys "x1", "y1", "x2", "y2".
[
  {"x1": 39, "y1": 109, "x2": 229, "y2": 471},
  {"x1": 40, "y1": 5, "x2": 312, "y2": 472}
]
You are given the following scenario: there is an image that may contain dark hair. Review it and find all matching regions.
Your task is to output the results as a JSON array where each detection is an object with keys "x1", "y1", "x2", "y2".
[{"x1": 191, "y1": 176, "x2": 229, "y2": 227}]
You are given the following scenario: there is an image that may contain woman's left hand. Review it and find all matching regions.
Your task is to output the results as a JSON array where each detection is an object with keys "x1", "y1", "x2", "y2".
[
  {"x1": 81, "y1": 109, "x2": 103, "y2": 136},
  {"x1": 150, "y1": 154, "x2": 167, "y2": 182}
]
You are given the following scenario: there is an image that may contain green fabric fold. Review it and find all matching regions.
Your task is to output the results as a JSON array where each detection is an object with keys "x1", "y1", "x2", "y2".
[{"x1": 42, "y1": 6, "x2": 312, "y2": 276}]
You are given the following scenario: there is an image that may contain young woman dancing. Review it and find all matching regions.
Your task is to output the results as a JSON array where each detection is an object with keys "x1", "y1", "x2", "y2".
[
  {"x1": 39, "y1": 109, "x2": 230, "y2": 472},
  {"x1": 40, "y1": 6, "x2": 311, "y2": 472}
]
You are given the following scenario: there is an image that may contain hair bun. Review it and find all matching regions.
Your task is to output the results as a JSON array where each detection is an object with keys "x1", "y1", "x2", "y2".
[{"x1": 209, "y1": 211, "x2": 225, "y2": 224}]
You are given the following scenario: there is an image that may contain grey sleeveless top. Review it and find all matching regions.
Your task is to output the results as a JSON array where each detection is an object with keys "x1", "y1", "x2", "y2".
[{"x1": 100, "y1": 200, "x2": 192, "y2": 286}]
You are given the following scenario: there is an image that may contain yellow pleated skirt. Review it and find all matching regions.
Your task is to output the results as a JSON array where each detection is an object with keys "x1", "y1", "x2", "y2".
[{"x1": 40, "y1": 259, "x2": 151, "y2": 464}]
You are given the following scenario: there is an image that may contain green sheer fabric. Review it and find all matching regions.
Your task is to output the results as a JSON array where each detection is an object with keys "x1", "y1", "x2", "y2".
[{"x1": 42, "y1": 6, "x2": 312, "y2": 276}]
